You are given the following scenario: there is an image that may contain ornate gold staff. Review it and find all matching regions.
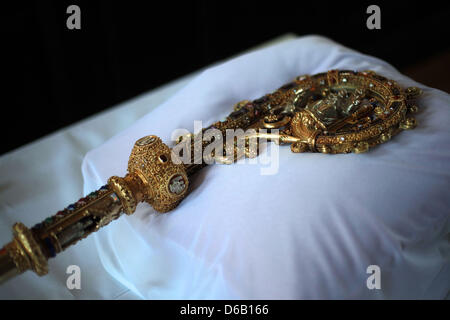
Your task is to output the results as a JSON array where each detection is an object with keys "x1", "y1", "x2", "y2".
[{"x1": 0, "y1": 70, "x2": 422, "y2": 284}]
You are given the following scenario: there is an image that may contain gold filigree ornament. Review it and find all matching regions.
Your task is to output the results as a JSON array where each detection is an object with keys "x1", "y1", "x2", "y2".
[
  {"x1": 125, "y1": 135, "x2": 189, "y2": 213},
  {"x1": 245, "y1": 70, "x2": 422, "y2": 155}
]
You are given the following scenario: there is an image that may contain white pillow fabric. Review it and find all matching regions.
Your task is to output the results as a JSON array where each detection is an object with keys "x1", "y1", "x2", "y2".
[{"x1": 82, "y1": 35, "x2": 450, "y2": 299}]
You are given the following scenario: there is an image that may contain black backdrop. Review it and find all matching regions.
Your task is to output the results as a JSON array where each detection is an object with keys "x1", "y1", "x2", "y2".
[{"x1": 2, "y1": 0, "x2": 449, "y2": 154}]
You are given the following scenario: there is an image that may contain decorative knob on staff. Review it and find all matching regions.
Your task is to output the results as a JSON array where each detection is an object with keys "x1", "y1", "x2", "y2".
[
  {"x1": 0, "y1": 69, "x2": 422, "y2": 284},
  {"x1": 0, "y1": 136, "x2": 189, "y2": 284}
]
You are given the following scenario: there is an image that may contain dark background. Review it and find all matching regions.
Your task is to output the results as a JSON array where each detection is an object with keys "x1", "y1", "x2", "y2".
[{"x1": 1, "y1": 0, "x2": 449, "y2": 155}]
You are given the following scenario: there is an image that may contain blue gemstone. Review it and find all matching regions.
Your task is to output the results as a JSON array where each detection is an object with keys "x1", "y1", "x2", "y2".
[
  {"x1": 44, "y1": 237, "x2": 56, "y2": 257},
  {"x1": 67, "y1": 204, "x2": 75, "y2": 210}
]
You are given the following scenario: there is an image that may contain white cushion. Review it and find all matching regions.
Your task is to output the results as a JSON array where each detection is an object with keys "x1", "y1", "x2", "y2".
[{"x1": 82, "y1": 35, "x2": 450, "y2": 299}]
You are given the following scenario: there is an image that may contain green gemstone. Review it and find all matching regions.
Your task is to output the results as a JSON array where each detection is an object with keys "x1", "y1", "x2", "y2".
[{"x1": 45, "y1": 217, "x2": 53, "y2": 224}]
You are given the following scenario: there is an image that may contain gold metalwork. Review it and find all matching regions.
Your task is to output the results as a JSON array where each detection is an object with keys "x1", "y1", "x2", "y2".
[
  {"x1": 262, "y1": 114, "x2": 291, "y2": 129},
  {"x1": 380, "y1": 132, "x2": 391, "y2": 143},
  {"x1": 243, "y1": 70, "x2": 422, "y2": 154},
  {"x1": 291, "y1": 142, "x2": 308, "y2": 153},
  {"x1": 0, "y1": 69, "x2": 422, "y2": 284},
  {"x1": 405, "y1": 86, "x2": 423, "y2": 99},
  {"x1": 289, "y1": 110, "x2": 321, "y2": 149},
  {"x1": 408, "y1": 105, "x2": 419, "y2": 113},
  {"x1": 108, "y1": 176, "x2": 137, "y2": 215},
  {"x1": 128, "y1": 135, "x2": 189, "y2": 213},
  {"x1": 4, "y1": 223, "x2": 48, "y2": 276},
  {"x1": 327, "y1": 69, "x2": 340, "y2": 86},
  {"x1": 317, "y1": 145, "x2": 332, "y2": 154},
  {"x1": 13, "y1": 223, "x2": 48, "y2": 276},
  {"x1": 353, "y1": 141, "x2": 370, "y2": 153},
  {"x1": 400, "y1": 117, "x2": 417, "y2": 130},
  {"x1": 4, "y1": 241, "x2": 30, "y2": 274},
  {"x1": 233, "y1": 100, "x2": 251, "y2": 111}
]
